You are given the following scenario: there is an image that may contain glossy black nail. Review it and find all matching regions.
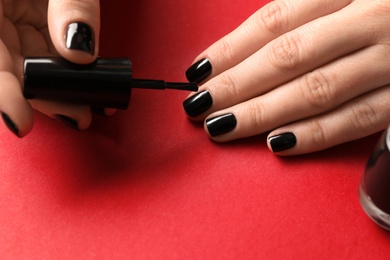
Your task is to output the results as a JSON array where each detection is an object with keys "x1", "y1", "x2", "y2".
[
  {"x1": 186, "y1": 58, "x2": 212, "y2": 83},
  {"x1": 183, "y1": 90, "x2": 213, "y2": 117},
  {"x1": 55, "y1": 115, "x2": 80, "y2": 131},
  {"x1": 268, "y1": 132, "x2": 297, "y2": 152},
  {"x1": 65, "y1": 22, "x2": 94, "y2": 55},
  {"x1": 1, "y1": 112, "x2": 19, "y2": 137},
  {"x1": 206, "y1": 113, "x2": 237, "y2": 137}
]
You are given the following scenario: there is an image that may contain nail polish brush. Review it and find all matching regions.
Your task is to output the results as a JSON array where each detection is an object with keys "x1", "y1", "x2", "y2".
[{"x1": 23, "y1": 57, "x2": 198, "y2": 110}]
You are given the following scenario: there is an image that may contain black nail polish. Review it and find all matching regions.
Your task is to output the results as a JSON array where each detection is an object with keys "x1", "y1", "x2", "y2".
[
  {"x1": 55, "y1": 114, "x2": 80, "y2": 131},
  {"x1": 206, "y1": 113, "x2": 237, "y2": 137},
  {"x1": 1, "y1": 112, "x2": 19, "y2": 137},
  {"x1": 186, "y1": 58, "x2": 212, "y2": 83},
  {"x1": 268, "y1": 132, "x2": 297, "y2": 152},
  {"x1": 65, "y1": 22, "x2": 94, "y2": 55},
  {"x1": 183, "y1": 90, "x2": 213, "y2": 117}
]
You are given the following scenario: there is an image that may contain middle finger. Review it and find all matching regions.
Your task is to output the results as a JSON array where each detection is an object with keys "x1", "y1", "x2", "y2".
[{"x1": 205, "y1": 44, "x2": 390, "y2": 140}]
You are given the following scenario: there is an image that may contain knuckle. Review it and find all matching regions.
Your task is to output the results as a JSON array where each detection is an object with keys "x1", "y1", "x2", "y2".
[
  {"x1": 259, "y1": 0, "x2": 288, "y2": 35},
  {"x1": 217, "y1": 72, "x2": 240, "y2": 102},
  {"x1": 215, "y1": 37, "x2": 235, "y2": 63},
  {"x1": 348, "y1": 102, "x2": 379, "y2": 134},
  {"x1": 269, "y1": 32, "x2": 302, "y2": 71},
  {"x1": 245, "y1": 100, "x2": 266, "y2": 131},
  {"x1": 308, "y1": 120, "x2": 328, "y2": 148},
  {"x1": 300, "y1": 70, "x2": 334, "y2": 110}
]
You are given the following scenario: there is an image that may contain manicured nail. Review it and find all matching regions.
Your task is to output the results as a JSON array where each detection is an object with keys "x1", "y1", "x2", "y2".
[
  {"x1": 186, "y1": 58, "x2": 212, "y2": 83},
  {"x1": 65, "y1": 22, "x2": 94, "y2": 55},
  {"x1": 1, "y1": 112, "x2": 19, "y2": 137},
  {"x1": 206, "y1": 113, "x2": 237, "y2": 137},
  {"x1": 55, "y1": 114, "x2": 80, "y2": 131},
  {"x1": 268, "y1": 132, "x2": 297, "y2": 152},
  {"x1": 183, "y1": 90, "x2": 213, "y2": 117}
]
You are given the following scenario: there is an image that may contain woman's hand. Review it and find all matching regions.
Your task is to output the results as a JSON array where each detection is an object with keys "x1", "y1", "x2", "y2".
[
  {"x1": 0, "y1": 0, "x2": 102, "y2": 137},
  {"x1": 183, "y1": 0, "x2": 390, "y2": 155}
]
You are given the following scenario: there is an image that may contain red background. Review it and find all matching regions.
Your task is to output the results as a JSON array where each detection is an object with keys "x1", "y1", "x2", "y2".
[{"x1": 1, "y1": 0, "x2": 389, "y2": 259}]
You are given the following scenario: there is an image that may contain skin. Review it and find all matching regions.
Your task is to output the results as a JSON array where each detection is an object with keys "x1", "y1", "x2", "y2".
[
  {"x1": 187, "y1": 0, "x2": 390, "y2": 155},
  {"x1": 1, "y1": 0, "x2": 389, "y2": 157},
  {"x1": 0, "y1": 0, "x2": 101, "y2": 137}
]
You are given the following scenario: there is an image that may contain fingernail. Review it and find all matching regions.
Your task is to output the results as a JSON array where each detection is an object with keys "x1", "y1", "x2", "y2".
[
  {"x1": 268, "y1": 132, "x2": 297, "y2": 152},
  {"x1": 183, "y1": 90, "x2": 213, "y2": 117},
  {"x1": 206, "y1": 113, "x2": 237, "y2": 137},
  {"x1": 55, "y1": 114, "x2": 80, "y2": 131},
  {"x1": 65, "y1": 22, "x2": 95, "y2": 55},
  {"x1": 1, "y1": 112, "x2": 20, "y2": 137},
  {"x1": 186, "y1": 58, "x2": 212, "y2": 83}
]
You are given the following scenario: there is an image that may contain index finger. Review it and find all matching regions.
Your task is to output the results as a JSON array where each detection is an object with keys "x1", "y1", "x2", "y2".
[{"x1": 185, "y1": 0, "x2": 351, "y2": 83}]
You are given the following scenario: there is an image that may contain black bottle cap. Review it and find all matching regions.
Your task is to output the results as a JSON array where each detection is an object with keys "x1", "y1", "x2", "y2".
[{"x1": 23, "y1": 57, "x2": 132, "y2": 109}]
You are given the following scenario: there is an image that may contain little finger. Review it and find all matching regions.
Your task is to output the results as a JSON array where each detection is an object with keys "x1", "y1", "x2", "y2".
[{"x1": 267, "y1": 85, "x2": 390, "y2": 155}]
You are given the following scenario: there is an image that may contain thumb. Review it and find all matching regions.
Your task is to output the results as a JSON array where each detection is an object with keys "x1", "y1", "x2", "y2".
[{"x1": 47, "y1": 0, "x2": 100, "y2": 64}]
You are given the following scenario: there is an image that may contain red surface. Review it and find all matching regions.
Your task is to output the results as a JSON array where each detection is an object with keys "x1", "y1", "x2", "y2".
[{"x1": 1, "y1": 0, "x2": 390, "y2": 259}]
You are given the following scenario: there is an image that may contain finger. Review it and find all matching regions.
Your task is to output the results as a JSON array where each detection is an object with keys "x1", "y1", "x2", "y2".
[
  {"x1": 183, "y1": 3, "x2": 376, "y2": 120},
  {"x1": 28, "y1": 100, "x2": 92, "y2": 131},
  {"x1": 0, "y1": 70, "x2": 34, "y2": 137},
  {"x1": 185, "y1": 0, "x2": 352, "y2": 83},
  {"x1": 267, "y1": 85, "x2": 390, "y2": 156},
  {"x1": 17, "y1": 24, "x2": 116, "y2": 120},
  {"x1": 203, "y1": 44, "x2": 390, "y2": 141},
  {"x1": 48, "y1": 0, "x2": 100, "y2": 64},
  {"x1": 13, "y1": 23, "x2": 94, "y2": 130},
  {"x1": 0, "y1": 21, "x2": 34, "y2": 137},
  {"x1": 15, "y1": 23, "x2": 56, "y2": 58}
]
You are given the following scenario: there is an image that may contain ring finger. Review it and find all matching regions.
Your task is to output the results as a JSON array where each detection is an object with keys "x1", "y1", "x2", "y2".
[{"x1": 203, "y1": 44, "x2": 390, "y2": 141}]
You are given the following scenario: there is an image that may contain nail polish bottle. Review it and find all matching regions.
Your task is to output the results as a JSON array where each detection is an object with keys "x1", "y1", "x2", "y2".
[
  {"x1": 23, "y1": 57, "x2": 198, "y2": 109},
  {"x1": 359, "y1": 126, "x2": 390, "y2": 230}
]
